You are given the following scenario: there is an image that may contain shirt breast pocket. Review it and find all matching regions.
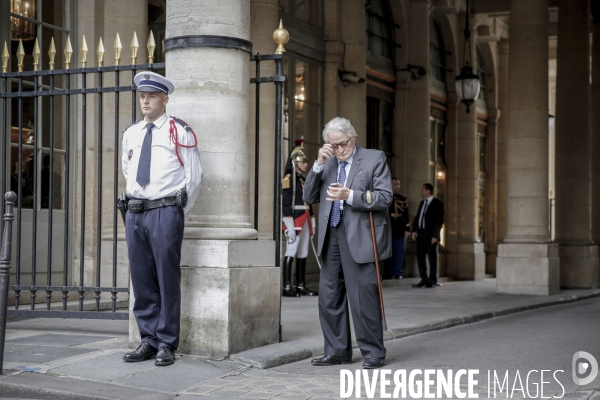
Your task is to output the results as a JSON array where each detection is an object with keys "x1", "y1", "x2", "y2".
[{"x1": 152, "y1": 135, "x2": 179, "y2": 168}]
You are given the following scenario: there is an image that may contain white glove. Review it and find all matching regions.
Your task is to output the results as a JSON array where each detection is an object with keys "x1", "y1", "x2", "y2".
[
  {"x1": 286, "y1": 228, "x2": 297, "y2": 243},
  {"x1": 283, "y1": 217, "x2": 296, "y2": 243},
  {"x1": 311, "y1": 216, "x2": 316, "y2": 238}
]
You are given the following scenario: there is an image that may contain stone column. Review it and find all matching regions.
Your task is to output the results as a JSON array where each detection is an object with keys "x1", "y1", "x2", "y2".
[
  {"x1": 591, "y1": 2, "x2": 600, "y2": 248},
  {"x1": 496, "y1": 0, "x2": 559, "y2": 295},
  {"x1": 248, "y1": 0, "x2": 278, "y2": 240},
  {"x1": 496, "y1": 38, "x2": 509, "y2": 259},
  {"x1": 75, "y1": 0, "x2": 147, "y2": 296},
  {"x1": 405, "y1": 0, "x2": 431, "y2": 224},
  {"x1": 452, "y1": 13, "x2": 485, "y2": 280},
  {"x1": 340, "y1": 0, "x2": 367, "y2": 143},
  {"x1": 555, "y1": 0, "x2": 599, "y2": 288},
  {"x1": 129, "y1": 0, "x2": 279, "y2": 357},
  {"x1": 402, "y1": 0, "x2": 431, "y2": 277}
]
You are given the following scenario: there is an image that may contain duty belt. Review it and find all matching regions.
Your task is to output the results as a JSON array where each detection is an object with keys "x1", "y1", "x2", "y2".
[
  {"x1": 294, "y1": 205, "x2": 310, "y2": 210},
  {"x1": 128, "y1": 196, "x2": 177, "y2": 212}
]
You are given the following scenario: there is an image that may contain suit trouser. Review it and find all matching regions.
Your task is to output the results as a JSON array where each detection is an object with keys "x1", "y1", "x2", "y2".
[
  {"x1": 125, "y1": 205, "x2": 184, "y2": 351},
  {"x1": 319, "y1": 215, "x2": 386, "y2": 359},
  {"x1": 416, "y1": 230, "x2": 438, "y2": 284}
]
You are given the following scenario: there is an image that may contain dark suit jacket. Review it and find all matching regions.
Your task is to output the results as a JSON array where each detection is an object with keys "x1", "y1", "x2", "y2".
[
  {"x1": 303, "y1": 146, "x2": 393, "y2": 264},
  {"x1": 411, "y1": 197, "x2": 444, "y2": 240}
]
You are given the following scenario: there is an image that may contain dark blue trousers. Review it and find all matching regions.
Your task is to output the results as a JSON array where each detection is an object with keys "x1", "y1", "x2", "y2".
[
  {"x1": 386, "y1": 237, "x2": 405, "y2": 277},
  {"x1": 125, "y1": 205, "x2": 184, "y2": 351}
]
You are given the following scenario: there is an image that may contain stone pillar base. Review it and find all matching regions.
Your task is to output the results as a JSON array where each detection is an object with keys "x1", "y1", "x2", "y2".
[
  {"x1": 129, "y1": 239, "x2": 279, "y2": 357},
  {"x1": 496, "y1": 243, "x2": 559, "y2": 295},
  {"x1": 455, "y1": 243, "x2": 486, "y2": 280},
  {"x1": 559, "y1": 244, "x2": 599, "y2": 289}
]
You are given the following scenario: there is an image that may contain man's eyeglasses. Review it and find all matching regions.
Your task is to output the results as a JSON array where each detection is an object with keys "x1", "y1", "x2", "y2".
[{"x1": 328, "y1": 137, "x2": 353, "y2": 150}]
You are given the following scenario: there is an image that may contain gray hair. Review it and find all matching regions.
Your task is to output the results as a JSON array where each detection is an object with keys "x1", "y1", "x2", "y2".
[{"x1": 322, "y1": 117, "x2": 358, "y2": 142}]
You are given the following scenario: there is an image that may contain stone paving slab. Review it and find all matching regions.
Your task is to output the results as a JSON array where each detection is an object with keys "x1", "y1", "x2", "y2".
[
  {"x1": 3, "y1": 343, "x2": 98, "y2": 364},
  {"x1": 7, "y1": 333, "x2": 113, "y2": 347}
]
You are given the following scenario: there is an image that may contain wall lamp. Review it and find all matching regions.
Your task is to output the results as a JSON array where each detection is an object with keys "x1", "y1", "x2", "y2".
[
  {"x1": 397, "y1": 64, "x2": 426, "y2": 80},
  {"x1": 338, "y1": 69, "x2": 365, "y2": 86}
]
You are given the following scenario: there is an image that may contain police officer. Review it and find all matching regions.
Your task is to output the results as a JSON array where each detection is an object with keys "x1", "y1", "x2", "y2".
[
  {"x1": 121, "y1": 71, "x2": 203, "y2": 366},
  {"x1": 282, "y1": 139, "x2": 318, "y2": 297}
]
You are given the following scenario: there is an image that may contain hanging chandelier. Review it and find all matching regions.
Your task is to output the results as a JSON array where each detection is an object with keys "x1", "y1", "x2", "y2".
[
  {"x1": 455, "y1": 0, "x2": 480, "y2": 113},
  {"x1": 10, "y1": 0, "x2": 36, "y2": 41}
]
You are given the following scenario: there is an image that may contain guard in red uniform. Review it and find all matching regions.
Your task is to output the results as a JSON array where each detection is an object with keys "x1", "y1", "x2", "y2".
[{"x1": 282, "y1": 140, "x2": 318, "y2": 297}]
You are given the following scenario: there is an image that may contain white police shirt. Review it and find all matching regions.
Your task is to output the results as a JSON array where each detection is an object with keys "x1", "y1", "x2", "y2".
[{"x1": 121, "y1": 113, "x2": 203, "y2": 214}]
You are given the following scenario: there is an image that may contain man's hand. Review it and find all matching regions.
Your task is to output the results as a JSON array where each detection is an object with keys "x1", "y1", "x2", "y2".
[
  {"x1": 326, "y1": 183, "x2": 350, "y2": 201},
  {"x1": 405, "y1": 231, "x2": 411, "y2": 238},
  {"x1": 431, "y1": 237, "x2": 438, "y2": 245},
  {"x1": 317, "y1": 144, "x2": 334, "y2": 166},
  {"x1": 411, "y1": 232, "x2": 417, "y2": 241},
  {"x1": 311, "y1": 216, "x2": 316, "y2": 238}
]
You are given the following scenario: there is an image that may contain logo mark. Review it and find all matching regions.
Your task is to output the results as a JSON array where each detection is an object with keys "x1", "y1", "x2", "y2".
[
  {"x1": 144, "y1": 74, "x2": 150, "y2": 80},
  {"x1": 572, "y1": 351, "x2": 598, "y2": 386}
]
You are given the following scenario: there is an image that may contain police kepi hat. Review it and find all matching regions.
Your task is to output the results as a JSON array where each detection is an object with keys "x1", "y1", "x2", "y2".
[{"x1": 134, "y1": 71, "x2": 175, "y2": 95}]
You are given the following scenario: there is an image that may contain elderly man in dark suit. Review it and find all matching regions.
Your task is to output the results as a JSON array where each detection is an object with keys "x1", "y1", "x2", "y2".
[
  {"x1": 303, "y1": 117, "x2": 392, "y2": 369},
  {"x1": 411, "y1": 183, "x2": 444, "y2": 288}
]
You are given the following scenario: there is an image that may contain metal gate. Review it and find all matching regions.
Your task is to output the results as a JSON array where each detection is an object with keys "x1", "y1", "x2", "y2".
[{"x1": 0, "y1": 33, "x2": 164, "y2": 319}]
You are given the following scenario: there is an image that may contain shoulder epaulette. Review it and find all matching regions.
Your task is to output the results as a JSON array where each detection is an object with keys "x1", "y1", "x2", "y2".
[
  {"x1": 282, "y1": 174, "x2": 291, "y2": 189},
  {"x1": 122, "y1": 120, "x2": 142, "y2": 132},
  {"x1": 170, "y1": 116, "x2": 192, "y2": 132}
]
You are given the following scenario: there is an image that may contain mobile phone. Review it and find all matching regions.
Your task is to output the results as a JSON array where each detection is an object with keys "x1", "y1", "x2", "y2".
[{"x1": 329, "y1": 182, "x2": 339, "y2": 187}]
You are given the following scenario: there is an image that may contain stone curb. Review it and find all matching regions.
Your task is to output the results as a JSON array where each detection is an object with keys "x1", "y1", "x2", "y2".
[
  {"x1": 231, "y1": 289, "x2": 600, "y2": 369},
  {"x1": 0, "y1": 379, "x2": 112, "y2": 400}
]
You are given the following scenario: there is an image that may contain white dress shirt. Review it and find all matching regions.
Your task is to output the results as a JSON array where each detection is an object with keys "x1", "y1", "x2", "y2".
[
  {"x1": 418, "y1": 195, "x2": 434, "y2": 229},
  {"x1": 121, "y1": 113, "x2": 203, "y2": 214},
  {"x1": 312, "y1": 146, "x2": 356, "y2": 209}
]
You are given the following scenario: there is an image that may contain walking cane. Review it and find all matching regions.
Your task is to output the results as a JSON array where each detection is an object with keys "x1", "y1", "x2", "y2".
[{"x1": 369, "y1": 211, "x2": 387, "y2": 331}]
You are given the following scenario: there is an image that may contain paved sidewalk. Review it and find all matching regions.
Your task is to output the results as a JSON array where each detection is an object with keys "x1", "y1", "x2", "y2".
[{"x1": 0, "y1": 279, "x2": 598, "y2": 399}]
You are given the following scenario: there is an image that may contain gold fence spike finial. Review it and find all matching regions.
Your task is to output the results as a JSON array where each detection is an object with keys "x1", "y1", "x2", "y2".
[
  {"x1": 273, "y1": 19, "x2": 289, "y2": 55},
  {"x1": 2, "y1": 42, "x2": 9, "y2": 73},
  {"x1": 64, "y1": 36, "x2": 73, "y2": 69},
  {"x1": 130, "y1": 31, "x2": 139, "y2": 65},
  {"x1": 81, "y1": 35, "x2": 88, "y2": 67},
  {"x1": 114, "y1": 33, "x2": 122, "y2": 66},
  {"x1": 97, "y1": 37, "x2": 105, "y2": 67},
  {"x1": 33, "y1": 38, "x2": 41, "y2": 71},
  {"x1": 17, "y1": 39, "x2": 25, "y2": 72},
  {"x1": 147, "y1": 31, "x2": 156, "y2": 64},
  {"x1": 48, "y1": 37, "x2": 56, "y2": 70}
]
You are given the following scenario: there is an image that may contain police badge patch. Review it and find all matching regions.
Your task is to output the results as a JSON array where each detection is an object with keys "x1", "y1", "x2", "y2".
[{"x1": 128, "y1": 149, "x2": 133, "y2": 160}]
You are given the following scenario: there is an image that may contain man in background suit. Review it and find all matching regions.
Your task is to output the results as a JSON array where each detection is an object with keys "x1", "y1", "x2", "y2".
[
  {"x1": 411, "y1": 183, "x2": 444, "y2": 288},
  {"x1": 303, "y1": 117, "x2": 392, "y2": 369}
]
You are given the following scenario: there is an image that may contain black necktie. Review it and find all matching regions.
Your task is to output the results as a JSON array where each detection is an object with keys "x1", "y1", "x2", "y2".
[
  {"x1": 420, "y1": 200, "x2": 429, "y2": 229},
  {"x1": 136, "y1": 123, "x2": 154, "y2": 187}
]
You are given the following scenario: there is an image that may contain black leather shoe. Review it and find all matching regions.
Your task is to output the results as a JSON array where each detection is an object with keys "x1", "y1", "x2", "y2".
[
  {"x1": 412, "y1": 280, "x2": 426, "y2": 288},
  {"x1": 362, "y1": 358, "x2": 384, "y2": 369},
  {"x1": 424, "y1": 282, "x2": 435, "y2": 288},
  {"x1": 311, "y1": 355, "x2": 352, "y2": 366},
  {"x1": 282, "y1": 285, "x2": 300, "y2": 297},
  {"x1": 123, "y1": 342, "x2": 157, "y2": 362},
  {"x1": 155, "y1": 346, "x2": 175, "y2": 366}
]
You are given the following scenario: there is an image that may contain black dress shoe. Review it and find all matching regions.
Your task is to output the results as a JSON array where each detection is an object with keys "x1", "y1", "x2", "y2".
[
  {"x1": 311, "y1": 355, "x2": 352, "y2": 366},
  {"x1": 123, "y1": 342, "x2": 157, "y2": 362},
  {"x1": 155, "y1": 346, "x2": 175, "y2": 366},
  {"x1": 362, "y1": 358, "x2": 384, "y2": 369},
  {"x1": 282, "y1": 285, "x2": 300, "y2": 297},
  {"x1": 412, "y1": 280, "x2": 426, "y2": 288},
  {"x1": 424, "y1": 282, "x2": 435, "y2": 288}
]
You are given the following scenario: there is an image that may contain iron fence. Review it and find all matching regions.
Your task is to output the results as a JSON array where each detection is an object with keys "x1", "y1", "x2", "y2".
[{"x1": 0, "y1": 33, "x2": 163, "y2": 319}]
